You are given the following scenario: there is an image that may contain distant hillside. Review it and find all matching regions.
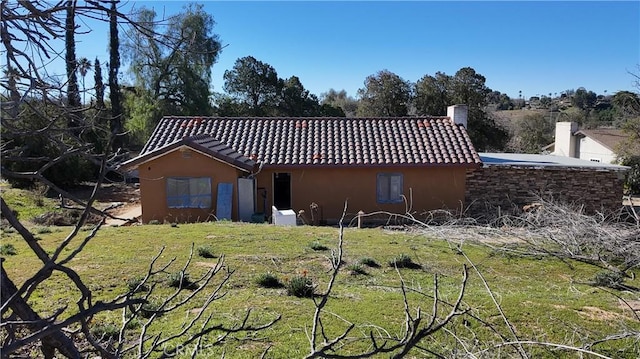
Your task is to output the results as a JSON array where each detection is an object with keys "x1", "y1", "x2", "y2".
[{"x1": 491, "y1": 109, "x2": 551, "y2": 132}]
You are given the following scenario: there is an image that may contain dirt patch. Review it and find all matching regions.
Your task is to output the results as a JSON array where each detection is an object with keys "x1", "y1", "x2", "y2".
[
  {"x1": 105, "y1": 204, "x2": 142, "y2": 226},
  {"x1": 576, "y1": 306, "x2": 623, "y2": 321},
  {"x1": 195, "y1": 261, "x2": 219, "y2": 268},
  {"x1": 619, "y1": 299, "x2": 640, "y2": 314},
  {"x1": 63, "y1": 182, "x2": 140, "y2": 204},
  {"x1": 63, "y1": 182, "x2": 142, "y2": 226}
]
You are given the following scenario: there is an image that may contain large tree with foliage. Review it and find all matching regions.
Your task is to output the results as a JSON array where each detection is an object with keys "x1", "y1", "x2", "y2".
[
  {"x1": 122, "y1": 3, "x2": 221, "y2": 146},
  {"x1": 278, "y1": 76, "x2": 320, "y2": 116},
  {"x1": 320, "y1": 89, "x2": 358, "y2": 117},
  {"x1": 223, "y1": 56, "x2": 282, "y2": 115},
  {"x1": 571, "y1": 87, "x2": 597, "y2": 111},
  {"x1": 221, "y1": 57, "x2": 344, "y2": 117},
  {"x1": 612, "y1": 90, "x2": 640, "y2": 194},
  {"x1": 513, "y1": 112, "x2": 555, "y2": 153},
  {"x1": 94, "y1": 58, "x2": 105, "y2": 110},
  {"x1": 414, "y1": 72, "x2": 451, "y2": 116},
  {"x1": 65, "y1": 0, "x2": 82, "y2": 135},
  {"x1": 414, "y1": 67, "x2": 508, "y2": 151},
  {"x1": 65, "y1": 0, "x2": 81, "y2": 109},
  {"x1": 108, "y1": 0, "x2": 124, "y2": 150},
  {"x1": 1, "y1": 3, "x2": 278, "y2": 357},
  {"x1": 451, "y1": 67, "x2": 508, "y2": 151},
  {"x1": 356, "y1": 70, "x2": 413, "y2": 117}
]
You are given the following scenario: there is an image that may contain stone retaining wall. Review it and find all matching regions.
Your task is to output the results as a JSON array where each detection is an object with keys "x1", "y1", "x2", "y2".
[{"x1": 465, "y1": 166, "x2": 626, "y2": 216}]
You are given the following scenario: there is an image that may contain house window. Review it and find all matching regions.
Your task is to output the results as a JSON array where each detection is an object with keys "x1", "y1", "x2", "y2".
[
  {"x1": 167, "y1": 177, "x2": 212, "y2": 208},
  {"x1": 377, "y1": 173, "x2": 403, "y2": 204}
]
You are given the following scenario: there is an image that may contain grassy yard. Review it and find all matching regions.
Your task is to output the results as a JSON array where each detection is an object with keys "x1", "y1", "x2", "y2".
[{"x1": 2, "y1": 220, "x2": 639, "y2": 358}]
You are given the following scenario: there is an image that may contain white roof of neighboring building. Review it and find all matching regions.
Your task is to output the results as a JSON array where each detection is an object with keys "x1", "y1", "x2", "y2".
[{"x1": 480, "y1": 153, "x2": 629, "y2": 171}]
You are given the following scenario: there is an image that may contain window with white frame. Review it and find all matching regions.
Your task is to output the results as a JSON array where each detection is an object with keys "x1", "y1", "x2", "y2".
[
  {"x1": 166, "y1": 177, "x2": 212, "y2": 208},
  {"x1": 377, "y1": 173, "x2": 403, "y2": 204}
]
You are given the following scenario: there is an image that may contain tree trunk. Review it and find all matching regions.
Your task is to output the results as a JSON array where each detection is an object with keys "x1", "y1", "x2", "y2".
[
  {"x1": 108, "y1": 0, "x2": 123, "y2": 151},
  {"x1": 1, "y1": 260, "x2": 81, "y2": 359}
]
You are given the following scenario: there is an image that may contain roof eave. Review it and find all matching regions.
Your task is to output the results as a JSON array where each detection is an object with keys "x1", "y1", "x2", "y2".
[
  {"x1": 258, "y1": 162, "x2": 482, "y2": 169},
  {"x1": 118, "y1": 140, "x2": 254, "y2": 173}
]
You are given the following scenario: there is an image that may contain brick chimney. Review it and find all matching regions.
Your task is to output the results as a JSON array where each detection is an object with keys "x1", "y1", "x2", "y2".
[{"x1": 447, "y1": 105, "x2": 468, "y2": 128}]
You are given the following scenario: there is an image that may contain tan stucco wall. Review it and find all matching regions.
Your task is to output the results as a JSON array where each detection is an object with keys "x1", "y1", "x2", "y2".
[
  {"x1": 138, "y1": 148, "x2": 245, "y2": 223},
  {"x1": 255, "y1": 166, "x2": 468, "y2": 224}
]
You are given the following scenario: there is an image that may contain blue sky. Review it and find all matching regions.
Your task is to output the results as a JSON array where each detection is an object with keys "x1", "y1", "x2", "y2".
[{"x1": 73, "y1": 1, "x2": 639, "y2": 100}]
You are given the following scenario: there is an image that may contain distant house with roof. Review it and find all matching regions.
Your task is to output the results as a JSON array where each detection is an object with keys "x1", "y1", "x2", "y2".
[
  {"x1": 543, "y1": 122, "x2": 627, "y2": 163},
  {"x1": 121, "y1": 105, "x2": 480, "y2": 224}
]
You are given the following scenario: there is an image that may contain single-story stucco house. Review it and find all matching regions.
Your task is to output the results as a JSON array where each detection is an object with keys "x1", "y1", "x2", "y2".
[
  {"x1": 120, "y1": 105, "x2": 481, "y2": 224},
  {"x1": 543, "y1": 121, "x2": 628, "y2": 164}
]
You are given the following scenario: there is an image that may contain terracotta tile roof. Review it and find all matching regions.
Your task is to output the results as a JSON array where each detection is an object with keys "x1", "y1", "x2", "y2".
[
  {"x1": 188, "y1": 135, "x2": 256, "y2": 170},
  {"x1": 574, "y1": 128, "x2": 627, "y2": 151},
  {"x1": 122, "y1": 134, "x2": 255, "y2": 172},
  {"x1": 138, "y1": 116, "x2": 481, "y2": 167}
]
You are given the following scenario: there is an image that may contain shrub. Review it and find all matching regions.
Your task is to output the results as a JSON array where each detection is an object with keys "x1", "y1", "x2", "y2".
[
  {"x1": 255, "y1": 272, "x2": 283, "y2": 288},
  {"x1": 33, "y1": 210, "x2": 101, "y2": 226},
  {"x1": 126, "y1": 276, "x2": 148, "y2": 293},
  {"x1": 35, "y1": 226, "x2": 52, "y2": 234},
  {"x1": 90, "y1": 322, "x2": 119, "y2": 341},
  {"x1": 388, "y1": 254, "x2": 420, "y2": 269},
  {"x1": 139, "y1": 299, "x2": 162, "y2": 319},
  {"x1": 168, "y1": 271, "x2": 193, "y2": 289},
  {"x1": 286, "y1": 275, "x2": 314, "y2": 298},
  {"x1": 197, "y1": 245, "x2": 216, "y2": 259},
  {"x1": 309, "y1": 241, "x2": 328, "y2": 251},
  {"x1": 620, "y1": 155, "x2": 640, "y2": 195},
  {"x1": 346, "y1": 263, "x2": 367, "y2": 276},
  {"x1": 359, "y1": 257, "x2": 380, "y2": 268},
  {"x1": 125, "y1": 318, "x2": 141, "y2": 330},
  {"x1": 0, "y1": 244, "x2": 17, "y2": 256},
  {"x1": 148, "y1": 220, "x2": 161, "y2": 225},
  {"x1": 592, "y1": 271, "x2": 625, "y2": 289}
]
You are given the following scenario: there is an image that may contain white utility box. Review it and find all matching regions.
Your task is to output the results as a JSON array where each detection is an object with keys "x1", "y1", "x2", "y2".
[{"x1": 272, "y1": 206, "x2": 297, "y2": 226}]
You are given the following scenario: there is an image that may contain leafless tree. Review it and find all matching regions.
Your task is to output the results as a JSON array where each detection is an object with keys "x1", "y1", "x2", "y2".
[
  {"x1": 302, "y1": 203, "x2": 472, "y2": 358},
  {"x1": 321, "y1": 196, "x2": 637, "y2": 358},
  {"x1": 1, "y1": 2, "x2": 278, "y2": 357}
]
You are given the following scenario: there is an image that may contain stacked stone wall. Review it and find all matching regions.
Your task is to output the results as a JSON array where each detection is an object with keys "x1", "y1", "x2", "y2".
[{"x1": 465, "y1": 166, "x2": 626, "y2": 216}]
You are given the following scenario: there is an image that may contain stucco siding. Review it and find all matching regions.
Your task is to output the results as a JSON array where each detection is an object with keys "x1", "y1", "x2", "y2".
[
  {"x1": 138, "y1": 148, "x2": 245, "y2": 223},
  {"x1": 255, "y1": 166, "x2": 468, "y2": 224},
  {"x1": 577, "y1": 137, "x2": 617, "y2": 163}
]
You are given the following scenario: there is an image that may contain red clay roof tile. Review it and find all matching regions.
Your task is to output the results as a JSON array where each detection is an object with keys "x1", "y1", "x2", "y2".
[{"x1": 139, "y1": 117, "x2": 481, "y2": 167}]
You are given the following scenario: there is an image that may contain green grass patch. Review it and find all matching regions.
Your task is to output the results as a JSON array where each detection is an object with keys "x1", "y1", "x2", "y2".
[
  {"x1": 2, "y1": 223, "x2": 638, "y2": 358},
  {"x1": 1, "y1": 187, "x2": 59, "y2": 222},
  {"x1": 34, "y1": 226, "x2": 53, "y2": 234}
]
